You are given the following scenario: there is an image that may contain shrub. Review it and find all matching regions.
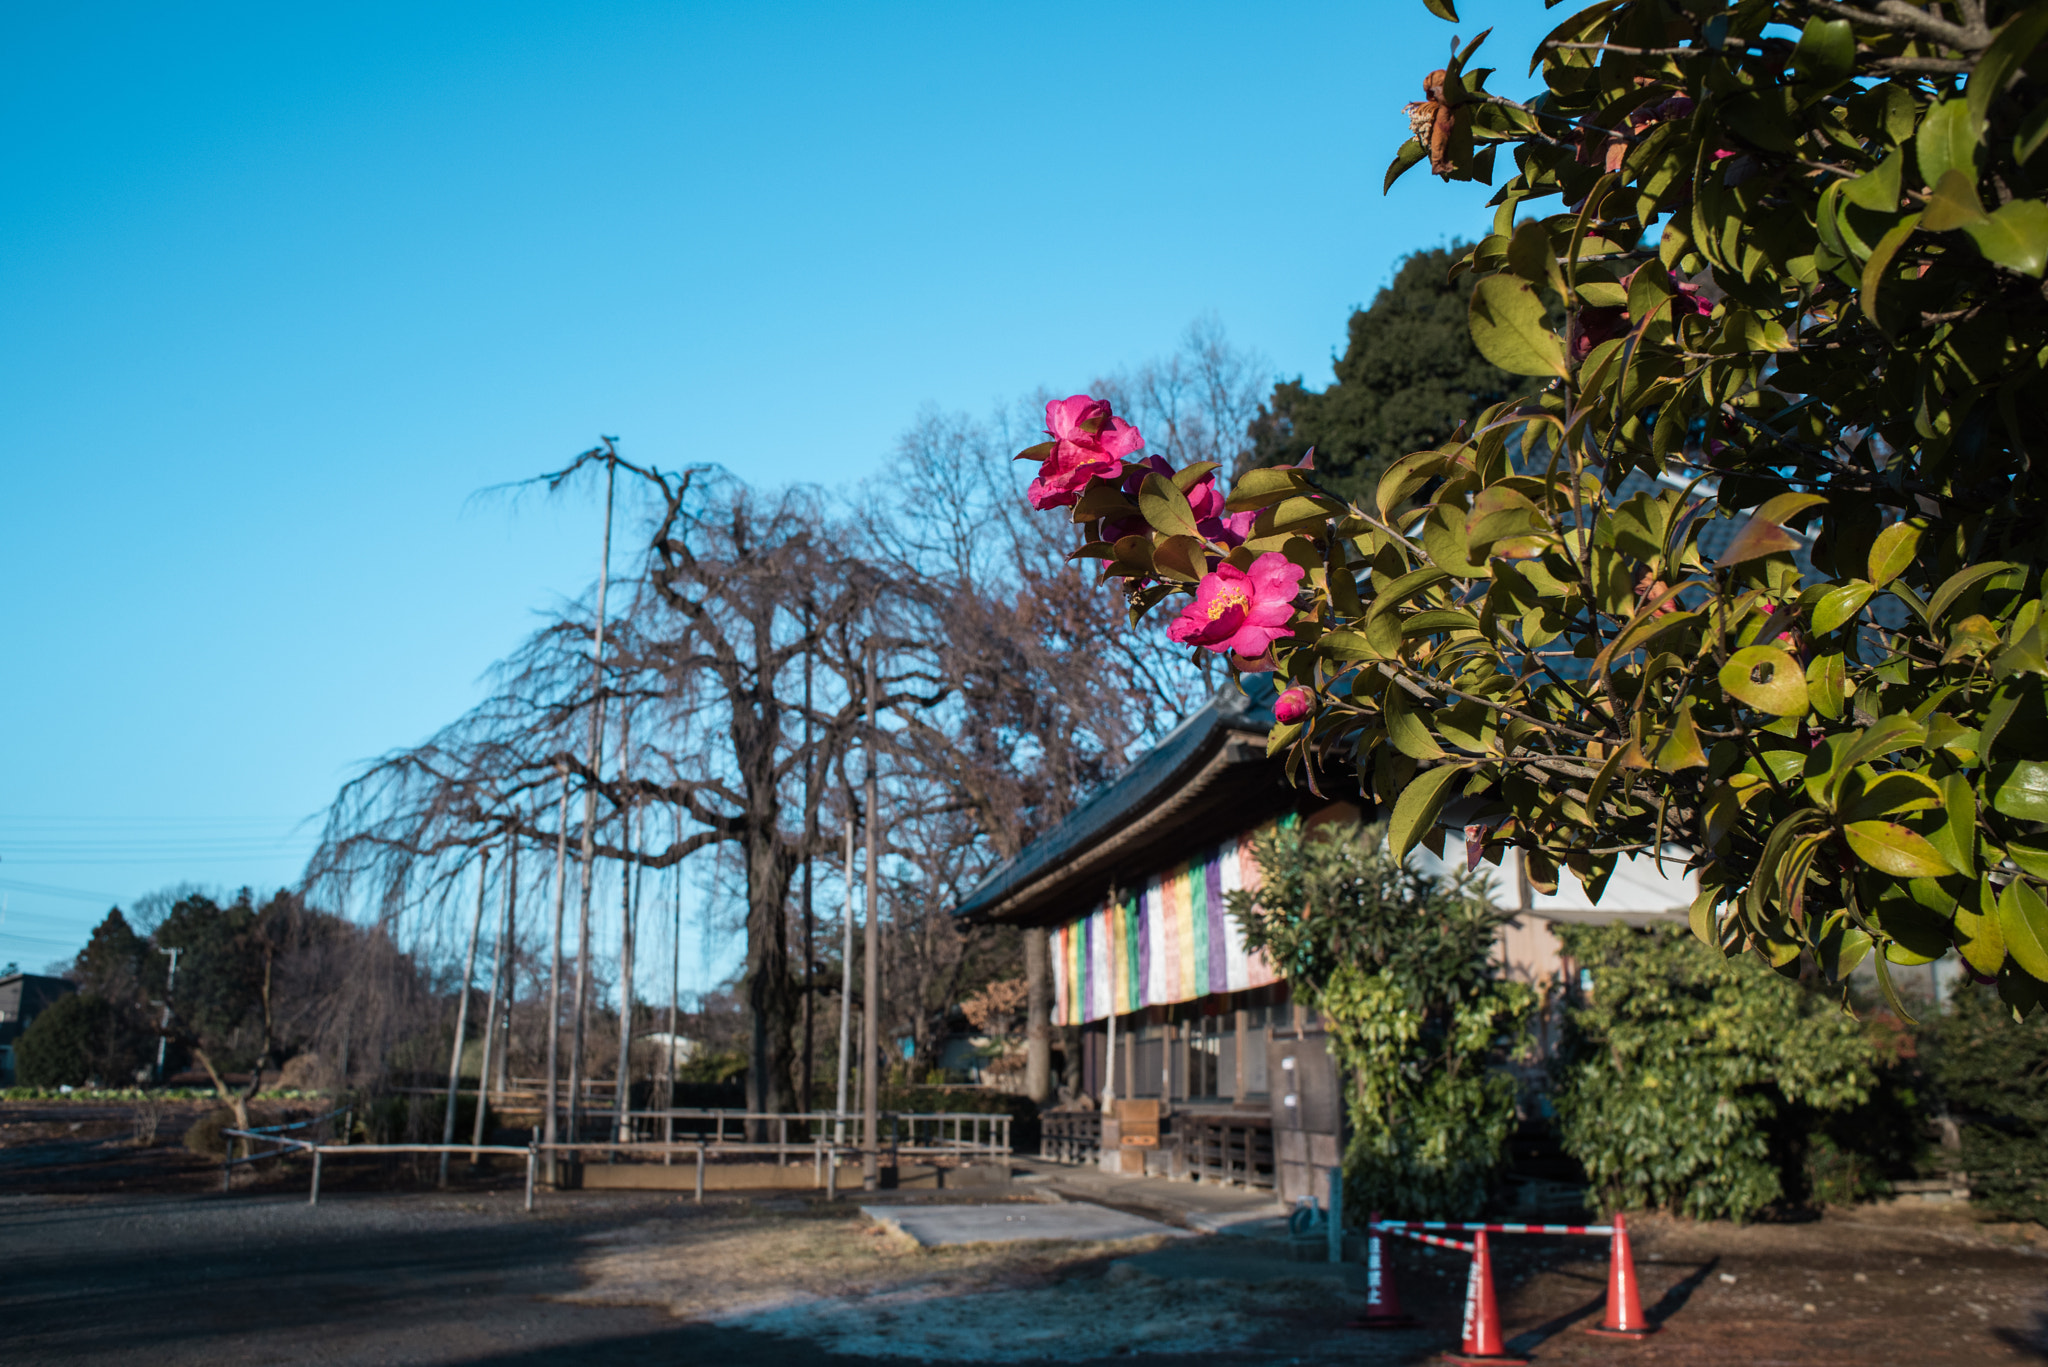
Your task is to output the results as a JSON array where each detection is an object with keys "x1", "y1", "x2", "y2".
[
  {"x1": 1555, "y1": 923, "x2": 1873, "y2": 1221},
  {"x1": 1230, "y1": 821, "x2": 1534, "y2": 1220},
  {"x1": 1931, "y1": 987, "x2": 2048, "y2": 1225},
  {"x1": 182, "y1": 1107, "x2": 239, "y2": 1158},
  {"x1": 15, "y1": 993, "x2": 151, "y2": 1089}
]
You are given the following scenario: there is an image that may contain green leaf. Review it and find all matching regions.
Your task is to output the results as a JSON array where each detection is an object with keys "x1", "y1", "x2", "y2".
[
  {"x1": 1967, "y1": 5, "x2": 2048, "y2": 135},
  {"x1": 1317, "y1": 630, "x2": 1381, "y2": 661},
  {"x1": 1719, "y1": 645, "x2": 1810, "y2": 716},
  {"x1": 1807, "y1": 652, "x2": 1847, "y2": 721},
  {"x1": 1990, "y1": 760, "x2": 2048, "y2": 822},
  {"x1": 1916, "y1": 99, "x2": 1980, "y2": 189},
  {"x1": 1421, "y1": 0, "x2": 1457, "y2": 20},
  {"x1": 2007, "y1": 838, "x2": 2048, "y2": 880},
  {"x1": 1138, "y1": 472, "x2": 1199, "y2": 538},
  {"x1": 1963, "y1": 200, "x2": 2048, "y2": 277},
  {"x1": 1842, "y1": 770, "x2": 1944, "y2": 823},
  {"x1": 1843, "y1": 821, "x2": 1957, "y2": 878},
  {"x1": 1790, "y1": 17, "x2": 1854, "y2": 93},
  {"x1": 1921, "y1": 168, "x2": 1989, "y2": 231},
  {"x1": 1860, "y1": 212, "x2": 1924, "y2": 331},
  {"x1": 1015, "y1": 441, "x2": 1056, "y2": 463},
  {"x1": 1388, "y1": 763, "x2": 1466, "y2": 862},
  {"x1": 1839, "y1": 147, "x2": 1904, "y2": 214},
  {"x1": 1812, "y1": 581, "x2": 1875, "y2": 634},
  {"x1": 1656, "y1": 708, "x2": 1708, "y2": 772},
  {"x1": 1997, "y1": 879, "x2": 2048, "y2": 981},
  {"x1": 1713, "y1": 492, "x2": 1825, "y2": 568},
  {"x1": 1866, "y1": 521, "x2": 1922, "y2": 587},
  {"x1": 2021, "y1": 103, "x2": 2048, "y2": 165},
  {"x1": 1385, "y1": 137, "x2": 1428, "y2": 194},
  {"x1": 1926, "y1": 560, "x2": 2015, "y2": 623},
  {"x1": 1384, "y1": 684, "x2": 1446, "y2": 761},
  {"x1": 1227, "y1": 465, "x2": 1309, "y2": 510},
  {"x1": 1369, "y1": 565, "x2": 1453, "y2": 617},
  {"x1": 1469, "y1": 274, "x2": 1569, "y2": 378},
  {"x1": 1933, "y1": 772, "x2": 1980, "y2": 879}
]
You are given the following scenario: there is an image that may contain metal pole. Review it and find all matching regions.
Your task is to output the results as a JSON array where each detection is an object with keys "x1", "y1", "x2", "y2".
[
  {"x1": 525, "y1": 1143, "x2": 537, "y2": 1212},
  {"x1": 473, "y1": 836, "x2": 518, "y2": 1160},
  {"x1": 861, "y1": 640, "x2": 881, "y2": 1192},
  {"x1": 695, "y1": 1144, "x2": 706, "y2": 1204},
  {"x1": 614, "y1": 782, "x2": 639, "y2": 1149},
  {"x1": 569, "y1": 457, "x2": 617, "y2": 1158},
  {"x1": 834, "y1": 804, "x2": 855, "y2": 1146},
  {"x1": 310, "y1": 1149, "x2": 322, "y2": 1207},
  {"x1": 665, "y1": 806, "x2": 682, "y2": 1164},
  {"x1": 800, "y1": 606, "x2": 817, "y2": 1112},
  {"x1": 543, "y1": 772, "x2": 571, "y2": 1184},
  {"x1": 440, "y1": 849, "x2": 490, "y2": 1186},
  {"x1": 153, "y1": 946, "x2": 181, "y2": 1083}
]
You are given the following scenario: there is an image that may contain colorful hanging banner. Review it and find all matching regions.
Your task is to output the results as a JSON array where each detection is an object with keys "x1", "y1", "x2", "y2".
[{"x1": 1049, "y1": 822, "x2": 1283, "y2": 1024}]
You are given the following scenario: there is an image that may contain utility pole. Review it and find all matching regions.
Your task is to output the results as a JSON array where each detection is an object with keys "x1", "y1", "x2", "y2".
[
  {"x1": 567, "y1": 454, "x2": 617, "y2": 1160},
  {"x1": 613, "y1": 786, "x2": 639, "y2": 1148},
  {"x1": 833, "y1": 796, "x2": 855, "y2": 1147},
  {"x1": 861, "y1": 639, "x2": 881, "y2": 1191},
  {"x1": 799, "y1": 603, "x2": 816, "y2": 1113},
  {"x1": 441, "y1": 848, "x2": 490, "y2": 1187},
  {"x1": 153, "y1": 946, "x2": 182, "y2": 1084},
  {"x1": 542, "y1": 770, "x2": 571, "y2": 1183}
]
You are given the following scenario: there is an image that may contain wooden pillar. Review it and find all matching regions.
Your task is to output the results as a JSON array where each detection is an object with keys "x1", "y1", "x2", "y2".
[
  {"x1": 1023, "y1": 928, "x2": 1053, "y2": 1104},
  {"x1": 1233, "y1": 1006, "x2": 1248, "y2": 1102}
]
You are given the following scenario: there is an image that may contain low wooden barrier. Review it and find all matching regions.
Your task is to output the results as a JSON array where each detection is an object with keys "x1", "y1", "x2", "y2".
[{"x1": 1041, "y1": 1109, "x2": 1101, "y2": 1165}]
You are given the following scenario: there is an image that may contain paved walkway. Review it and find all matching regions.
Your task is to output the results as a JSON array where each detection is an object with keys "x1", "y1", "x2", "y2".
[
  {"x1": 861, "y1": 1201, "x2": 1192, "y2": 1246},
  {"x1": 1012, "y1": 1155, "x2": 1293, "y2": 1239}
]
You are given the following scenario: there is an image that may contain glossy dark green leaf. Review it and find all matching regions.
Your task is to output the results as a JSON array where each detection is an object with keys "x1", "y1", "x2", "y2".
[
  {"x1": 1469, "y1": 274, "x2": 1568, "y2": 378},
  {"x1": 1990, "y1": 760, "x2": 2048, "y2": 822}
]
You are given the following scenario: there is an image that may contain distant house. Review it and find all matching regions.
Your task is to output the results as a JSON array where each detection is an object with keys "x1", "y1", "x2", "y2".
[{"x1": 0, "y1": 972, "x2": 78, "y2": 1084}]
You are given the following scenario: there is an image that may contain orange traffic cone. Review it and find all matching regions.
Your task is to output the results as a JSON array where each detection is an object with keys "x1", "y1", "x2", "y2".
[
  {"x1": 1443, "y1": 1230, "x2": 1529, "y2": 1366},
  {"x1": 1586, "y1": 1210, "x2": 1659, "y2": 1339},
  {"x1": 1347, "y1": 1211, "x2": 1418, "y2": 1330}
]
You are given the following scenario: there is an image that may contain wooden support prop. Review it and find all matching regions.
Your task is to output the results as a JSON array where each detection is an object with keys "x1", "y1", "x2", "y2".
[
  {"x1": 694, "y1": 1145, "x2": 706, "y2": 1203},
  {"x1": 310, "y1": 1149, "x2": 323, "y2": 1207},
  {"x1": 524, "y1": 1144, "x2": 537, "y2": 1212}
]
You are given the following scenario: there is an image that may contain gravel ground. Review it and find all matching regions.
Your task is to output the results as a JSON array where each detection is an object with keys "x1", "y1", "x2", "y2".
[
  {"x1": 4, "y1": 1101, "x2": 2044, "y2": 1367},
  {"x1": 4, "y1": 1187, "x2": 2042, "y2": 1367}
]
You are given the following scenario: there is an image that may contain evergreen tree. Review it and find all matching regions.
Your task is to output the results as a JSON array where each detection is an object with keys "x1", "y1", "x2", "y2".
[{"x1": 1242, "y1": 244, "x2": 1516, "y2": 502}]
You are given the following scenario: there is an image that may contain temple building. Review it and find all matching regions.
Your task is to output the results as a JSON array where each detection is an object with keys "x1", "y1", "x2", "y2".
[{"x1": 952, "y1": 678, "x2": 1694, "y2": 1205}]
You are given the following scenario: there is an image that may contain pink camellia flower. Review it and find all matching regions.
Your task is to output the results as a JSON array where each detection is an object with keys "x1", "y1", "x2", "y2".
[
  {"x1": 1025, "y1": 394, "x2": 1146, "y2": 510},
  {"x1": 1166, "y1": 553, "x2": 1304, "y2": 660},
  {"x1": 1273, "y1": 686, "x2": 1312, "y2": 724}
]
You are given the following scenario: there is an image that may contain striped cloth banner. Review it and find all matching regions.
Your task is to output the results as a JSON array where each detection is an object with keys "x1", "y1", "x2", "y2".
[{"x1": 1049, "y1": 822, "x2": 1284, "y2": 1025}]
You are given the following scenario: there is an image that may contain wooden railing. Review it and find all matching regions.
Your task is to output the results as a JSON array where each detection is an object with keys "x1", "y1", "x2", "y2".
[
  {"x1": 1040, "y1": 1109, "x2": 1102, "y2": 1165},
  {"x1": 1181, "y1": 1112, "x2": 1274, "y2": 1189}
]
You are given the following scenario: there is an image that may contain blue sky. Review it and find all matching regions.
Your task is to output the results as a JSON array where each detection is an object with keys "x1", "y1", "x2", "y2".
[{"x1": 0, "y1": 0, "x2": 1553, "y2": 987}]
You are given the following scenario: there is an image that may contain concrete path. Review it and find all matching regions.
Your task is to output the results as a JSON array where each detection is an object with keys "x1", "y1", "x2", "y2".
[
  {"x1": 1012, "y1": 1156, "x2": 1292, "y2": 1238},
  {"x1": 862, "y1": 1201, "x2": 1192, "y2": 1246}
]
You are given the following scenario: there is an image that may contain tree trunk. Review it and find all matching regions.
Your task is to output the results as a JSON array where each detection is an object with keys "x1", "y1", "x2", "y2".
[{"x1": 1024, "y1": 927, "x2": 1052, "y2": 1104}]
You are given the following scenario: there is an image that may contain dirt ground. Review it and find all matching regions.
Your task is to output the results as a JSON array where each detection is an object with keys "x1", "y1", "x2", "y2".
[{"x1": 4, "y1": 1100, "x2": 2044, "y2": 1366}]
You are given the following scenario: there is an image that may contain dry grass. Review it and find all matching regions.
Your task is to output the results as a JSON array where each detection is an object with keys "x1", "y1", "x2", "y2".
[{"x1": 560, "y1": 1201, "x2": 1355, "y2": 1361}]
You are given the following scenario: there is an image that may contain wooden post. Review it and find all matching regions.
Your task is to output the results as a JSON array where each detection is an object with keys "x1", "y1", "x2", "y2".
[
  {"x1": 309, "y1": 1148, "x2": 323, "y2": 1206},
  {"x1": 826, "y1": 1147, "x2": 838, "y2": 1200},
  {"x1": 694, "y1": 1145, "x2": 706, "y2": 1203},
  {"x1": 524, "y1": 1142, "x2": 537, "y2": 1212},
  {"x1": 1233, "y1": 1006, "x2": 1248, "y2": 1102},
  {"x1": 440, "y1": 850, "x2": 490, "y2": 1187}
]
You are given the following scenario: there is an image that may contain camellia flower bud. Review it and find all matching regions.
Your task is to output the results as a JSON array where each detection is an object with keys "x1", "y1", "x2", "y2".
[{"x1": 1273, "y1": 686, "x2": 1312, "y2": 724}]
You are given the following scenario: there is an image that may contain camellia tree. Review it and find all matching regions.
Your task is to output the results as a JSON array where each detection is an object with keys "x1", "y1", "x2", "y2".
[{"x1": 1018, "y1": 0, "x2": 2048, "y2": 1019}]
